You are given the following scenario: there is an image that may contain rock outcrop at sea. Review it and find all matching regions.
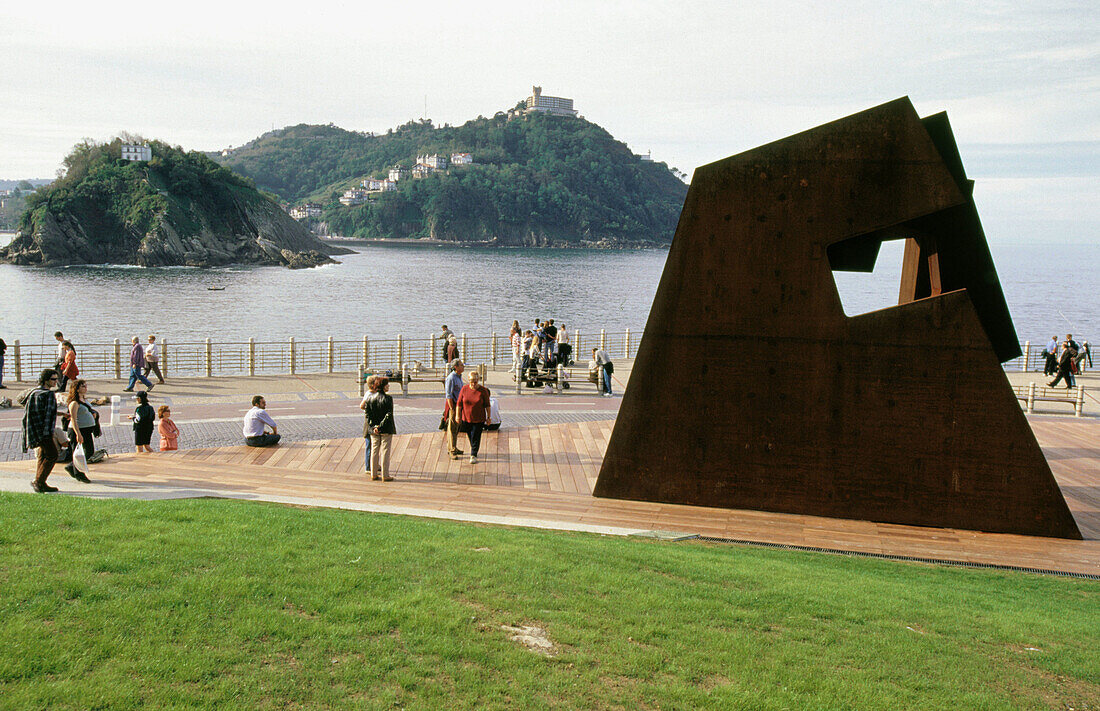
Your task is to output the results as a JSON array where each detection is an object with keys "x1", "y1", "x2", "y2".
[{"x1": 0, "y1": 194, "x2": 348, "y2": 269}]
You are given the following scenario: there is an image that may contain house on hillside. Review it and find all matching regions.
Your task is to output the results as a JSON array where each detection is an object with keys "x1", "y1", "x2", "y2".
[
  {"x1": 289, "y1": 203, "x2": 323, "y2": 220},
  {"x1": 451, "y1": 152, "x2": 473, "y2": 166},
  {"x1": 121, "y1": 143, "x2": 152, "y2": 162},
  {"x1": 412, "y1": 163, "x2": 432, "y2": 179},
  {"x1": 417, "y1": 154, "x2": 448, "y2": 170},
  {"x1": 339, "y1": 188, "x2": 370, "y2": 206},
  {"x1": 524, "y1": 86, "x2": 577, "y2": 117},
  {"x1": 361, "y1": 178, "x2": 385, "y2": 191},
  {"x1": 388, "y1": 165, "x2": 409, "y2": 182}
]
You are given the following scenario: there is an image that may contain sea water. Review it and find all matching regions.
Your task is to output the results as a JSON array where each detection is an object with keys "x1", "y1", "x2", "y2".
[{"x1": 0, "y1": 241, "x2": 1095, "y2": 347}]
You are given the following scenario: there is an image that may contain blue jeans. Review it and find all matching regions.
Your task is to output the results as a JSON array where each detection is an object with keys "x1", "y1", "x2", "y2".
[
  {"x1": 0, "y1": 352, "x2": 4, "y2": 386},
  {"x1": 601, "y1": 367, "x2": 613, "y2": 395},
  {"x1": 363, "y1": 436, "x2": 372, "y2": 471},
  {"x1": 127, "y1": 367, "x2": 153, "y2": 390}
]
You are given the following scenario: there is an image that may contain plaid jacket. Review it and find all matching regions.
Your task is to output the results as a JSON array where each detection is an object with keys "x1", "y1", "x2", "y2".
[{"x1": 22, "y1": 387, "x2": 57, "y2": 452}]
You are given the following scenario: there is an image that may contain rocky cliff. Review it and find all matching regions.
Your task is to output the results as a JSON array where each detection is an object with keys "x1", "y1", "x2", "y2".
[{"x1": 1, "y1": 138, "x2": 350, "y2": 269}]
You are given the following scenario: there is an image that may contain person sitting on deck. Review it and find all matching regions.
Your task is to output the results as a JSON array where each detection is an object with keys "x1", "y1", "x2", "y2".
[{"x1": 243, "y1": 395, "x2": 280, "y2": 447}]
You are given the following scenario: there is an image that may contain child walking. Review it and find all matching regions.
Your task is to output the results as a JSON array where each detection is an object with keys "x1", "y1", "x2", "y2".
[
  {"x1": 157, "y1": 405, "x2": 179, "y2": 451},
  {"x1": 128, "y1": 391, "x2": 156, "y2": 453}
]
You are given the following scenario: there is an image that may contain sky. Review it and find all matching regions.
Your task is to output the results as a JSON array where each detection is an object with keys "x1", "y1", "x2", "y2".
[{"x1": 1, "y1": 0, "x2": 1096, "y2": 244}]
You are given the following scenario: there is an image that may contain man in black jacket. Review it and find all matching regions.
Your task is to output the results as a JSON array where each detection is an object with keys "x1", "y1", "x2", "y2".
[{"x1": 22, "y1": 370, "x2": 61, "y2": 492}]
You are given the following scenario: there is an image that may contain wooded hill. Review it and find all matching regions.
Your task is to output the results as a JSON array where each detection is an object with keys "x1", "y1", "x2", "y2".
[
  {"x1": 216, "y1": 112, "x2": 688, "y2": 246},
  {"x1": 2, "y1": 139, "x2": 343, "y2": 268}
]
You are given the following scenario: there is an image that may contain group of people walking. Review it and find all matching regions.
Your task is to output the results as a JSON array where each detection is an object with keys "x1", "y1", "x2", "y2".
[
  {"x1": 21, "y1": 366, "x2": 180, "y2": 493},
  {"x1": 1044, "y1": 334, "x2": 1091, "y2": 389}
]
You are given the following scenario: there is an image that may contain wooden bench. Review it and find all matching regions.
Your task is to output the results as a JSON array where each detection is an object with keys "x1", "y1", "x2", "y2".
[{"x1": 1013, "y1": 383, "x2": 1085, "y2": 417}]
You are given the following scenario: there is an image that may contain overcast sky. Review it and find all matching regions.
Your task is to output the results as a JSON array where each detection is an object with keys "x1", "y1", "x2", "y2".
[{"x1": 2, "y1": 0, "x2": 1096, "y2": 243}]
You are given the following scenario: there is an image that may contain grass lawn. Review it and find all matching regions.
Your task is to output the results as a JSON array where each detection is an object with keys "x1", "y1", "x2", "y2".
[{"x1": 1, "y1": 492, "x2": 1097, "y2": 710}]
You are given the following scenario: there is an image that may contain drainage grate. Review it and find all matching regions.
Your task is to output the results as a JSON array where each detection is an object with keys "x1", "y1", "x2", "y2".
[{"x1": 693, "y1": 536, "x2": 1100, "y2": 581}]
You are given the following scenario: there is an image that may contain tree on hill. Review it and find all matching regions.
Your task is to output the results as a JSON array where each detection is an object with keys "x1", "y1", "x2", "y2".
[{"x1": 218, "y1": 112, "x2": 688, "y2": 245}]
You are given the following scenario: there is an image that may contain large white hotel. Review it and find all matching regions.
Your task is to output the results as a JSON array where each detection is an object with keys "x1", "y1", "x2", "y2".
[{"x1": 524, "y1": 86, "x2": 577, "y2": 116}]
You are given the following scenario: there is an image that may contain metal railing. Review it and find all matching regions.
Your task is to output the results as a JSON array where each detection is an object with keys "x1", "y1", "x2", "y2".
[
  {"x1": 1, "y1": 333, "x2": 1074, "y2": 382},
  {"x1": 1003, "y1": 341, "x2": 1091, "y2": 374},
  {"x1": 0, "y1": 328, "x2": 643, "y2": 382}
]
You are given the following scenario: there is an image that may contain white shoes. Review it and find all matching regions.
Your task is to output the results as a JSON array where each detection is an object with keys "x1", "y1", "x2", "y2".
[{"x1": 469, "y1": 455, "x2": 477, "y2": 464}]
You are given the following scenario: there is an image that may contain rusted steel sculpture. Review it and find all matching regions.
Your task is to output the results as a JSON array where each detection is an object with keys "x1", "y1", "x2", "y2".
[{"x1": 594, "y1": 98, "x2": 1082, "y2": 539}]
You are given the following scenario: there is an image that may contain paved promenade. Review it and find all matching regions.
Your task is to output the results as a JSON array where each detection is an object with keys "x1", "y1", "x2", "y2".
[
  {"x1": 1, "y1": 364, "x2": 1096, "y2": 575},
  {"x1": 0, "y1": 366, "x2": 632, "y2": 461}
]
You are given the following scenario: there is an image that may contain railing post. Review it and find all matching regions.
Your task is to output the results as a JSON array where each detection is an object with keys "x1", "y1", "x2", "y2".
[
  {"x1": 479, "y1": 363, "x2": 487, "y2": 382},
  {"x1": 12, "y1": 340, "x2": 21, "y2": 382},
  {"x1": 1075, "y1": 385, "x2": 1084, "y2": 417},
  {"x1": 556, "y1": 364, "x2": 563, "y2": 394},
  {"x1": 113, "y1": 339, "x2": 122, "y2": 380},
  {"x1": 1023, "y1": 340, "x2": 1031, "y2": 372},
  {"x1": 161, "y1": 338, "x2": 169, "y2": 379},
  {"x1": 248, "y1": 337, "x2": 256, "y2": 376},
  {"x1": 625, "y1": 328, "x2": 631, "y2": 359},
  {"x1": 401, "y1": 363, "x2": 409, "y2": 396},
  {"x1": 328, "y1": 336, "x2": 335, "y2": 373},
  {"x1": 430, "y1": 334, "x2": 436, "y2": 369},
  {"x1": 462, "y1": 333, "x2": 468, "y2": 363},
  {"x1": 205, "y1": 338, "x2": 213, "y2": 377},
  {"x1": 289, "y1": 337, "x2": 296, "y2": 374},
  {"x1": 515, "y1": 359, "x2": 522, "y2": 395},
  {"x1": 397, "y1": 334, "x2": 404, "y2": 370},
  {"x1": 1027, "y1": 382, "x2": 1035, "y2": 414},
  {"x1": 599, "y1": 329, "x2": 606, "y2": 351},
  {"x1": 575, "y1": 330, "x2": 581, "y2": 360},
  {"x1": 491, "y1": 332, "x2": 497, "y2": 367},
  {"x1": 358, "y1": 365, "x2": 365, "y2": 397}
]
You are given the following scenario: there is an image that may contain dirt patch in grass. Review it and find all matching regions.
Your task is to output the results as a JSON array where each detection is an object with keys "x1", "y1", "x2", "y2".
[
  {"x1": 282, "y1": 602, "x2": 318, "y2": 619},
  {"x1": 501, "y1": 624, "x2": 556, "y2": 656},
  {"x1": 699, "y1": 674, "x2": 734, "y2": 690}
]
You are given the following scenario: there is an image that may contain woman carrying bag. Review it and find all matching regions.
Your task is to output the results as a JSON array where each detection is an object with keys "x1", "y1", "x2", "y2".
[{"x1": 64, "y1": 379, "x2": 94, "y2": 483}]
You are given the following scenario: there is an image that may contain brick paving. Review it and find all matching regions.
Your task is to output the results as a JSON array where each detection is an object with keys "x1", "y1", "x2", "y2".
[{"x1": 0, "y1": 411, "x2": 615, "y2": 462}]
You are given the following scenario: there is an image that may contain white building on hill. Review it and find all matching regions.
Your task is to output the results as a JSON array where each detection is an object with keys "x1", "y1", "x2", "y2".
[
  {"x1": 339, "y1": 188, "x2": 370, "y2": 206},
  {"x1": 451, "y1": 152, "x2": 473, "y2": 166},
  {"x1": 417, "y1": 154, "x2": 448, "y2": 170},
  {"x1": 289, "y1": 203, "x2": 323, "y2": 220},
  {"x1": 524, "y1": 86, "x2": 577, "y2": 116},
  {"x1": 121, "y1": 143, "x2": 152, "y2": 162}
]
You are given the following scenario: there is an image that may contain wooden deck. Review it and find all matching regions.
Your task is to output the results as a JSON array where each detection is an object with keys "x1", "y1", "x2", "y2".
[{"x1": 4, "y1": 418, "x2": 1098, "y2": 577}]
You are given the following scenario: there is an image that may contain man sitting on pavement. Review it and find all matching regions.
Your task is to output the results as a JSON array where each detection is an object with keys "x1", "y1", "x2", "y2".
[{"x1": 243, "y1": 395, "x2": 280, "y2": 447}]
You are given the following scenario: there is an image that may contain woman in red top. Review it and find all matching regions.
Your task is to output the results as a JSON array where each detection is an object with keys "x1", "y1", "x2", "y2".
[{"x1": 456, "y1": 371, "x2": 491, "y2": 463}]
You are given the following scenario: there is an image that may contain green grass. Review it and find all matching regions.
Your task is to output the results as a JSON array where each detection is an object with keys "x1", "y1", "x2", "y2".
[{"x1": 1, "y1": 493, "x2": 1096, "y2": 710}]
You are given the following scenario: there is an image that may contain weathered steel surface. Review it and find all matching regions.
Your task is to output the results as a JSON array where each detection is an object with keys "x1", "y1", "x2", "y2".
[{"x1": 594, "y1": 98, "x2": 1082, "y2": 539}]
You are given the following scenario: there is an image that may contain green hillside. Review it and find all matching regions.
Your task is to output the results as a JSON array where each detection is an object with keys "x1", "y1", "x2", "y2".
[
  {"x1": 2, "y1": 139, "x2": 339, "y2": 267},
  {"x1": 217, "y1": 112, "x2": 688, "y2": 245}
]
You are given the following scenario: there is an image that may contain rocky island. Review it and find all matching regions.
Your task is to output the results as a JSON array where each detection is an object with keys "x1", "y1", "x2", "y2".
[{"x1": 1, "y1": 138, "x2": 349, "y2": 269}]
